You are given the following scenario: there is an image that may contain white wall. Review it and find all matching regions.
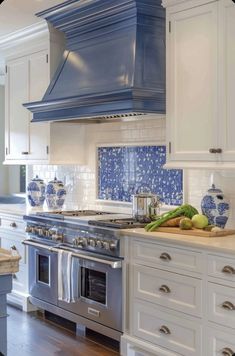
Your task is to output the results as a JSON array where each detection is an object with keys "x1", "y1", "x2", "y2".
[{"x1": 28, "y1": 117, "x2": 235, "y2": 228}]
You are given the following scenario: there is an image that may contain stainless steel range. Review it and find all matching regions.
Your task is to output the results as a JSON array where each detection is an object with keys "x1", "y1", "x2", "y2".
[{"x1": 23, "y1": 210, "x2": 129, "y2": 341}]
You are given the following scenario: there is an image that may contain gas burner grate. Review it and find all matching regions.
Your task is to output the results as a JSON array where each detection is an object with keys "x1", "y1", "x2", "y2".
[
  {"x1": 88, "y1": 218, "x2": 147, "y2": 229},
  {"x1": 36, "y1": 210, "x2": 113, "y2": 218}
]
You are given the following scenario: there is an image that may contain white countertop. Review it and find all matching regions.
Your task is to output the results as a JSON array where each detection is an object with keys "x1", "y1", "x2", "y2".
[
  {"x1": 0, "y1": 204, "x2": 27, "y2": 216},
  {"x1": 122, "y1": 228, "x2": 235, "y2": 255}
]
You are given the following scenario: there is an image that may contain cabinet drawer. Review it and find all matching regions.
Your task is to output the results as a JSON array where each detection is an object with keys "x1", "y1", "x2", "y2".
[
  {"x1": 208, "y1": 283, "x2": 235, "y2": 329},
  {"x1": 132, "y1": 240, "x2": 203, "y2": 273},
  {"x1": 207, "y1": 327, "x2": 235, "y2": 356},
  {"x1": 208, "y1": 254, "x2": 235, "y2": 283},
  {"x1": 0, "y1": 236, "x2": 26, "y2": 264},
  {"x1": 0, "y1": 217, "x2": 25, "y2": 234},
  {"x1": 133, "y1": 265, "x2": 202, "y2": 317},
  {"x1": 133, "y1": 301, "x2": 202, "y2": 356}
]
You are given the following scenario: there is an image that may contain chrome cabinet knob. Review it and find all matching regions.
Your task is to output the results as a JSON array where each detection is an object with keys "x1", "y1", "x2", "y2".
[
  {"x1": 159, "y1": 253, "x2": 171, "y2": 261},
  {"x1": 222, "y1": 265, "x2": 235, "y2": 275},
  {"x1": 221, "y1": 301, "x2": 235, "y2": 311},
  {"x1": 10, "y1": 222, "x2": 17, "y2": 228},
  {"x1": 159, "y1": 285, "x2": 171, "y2": 294},
  {"x1": 221, "y1": 348, "x2": 235, "y2": 356},
  {"x1": 159, "y1": 325, "x2": 171, "y2": 335}
]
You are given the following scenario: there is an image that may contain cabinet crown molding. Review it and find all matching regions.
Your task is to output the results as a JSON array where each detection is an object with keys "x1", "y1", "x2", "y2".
[{"x1": 0, "y1": 22, "x2": 49, "y2": 52}]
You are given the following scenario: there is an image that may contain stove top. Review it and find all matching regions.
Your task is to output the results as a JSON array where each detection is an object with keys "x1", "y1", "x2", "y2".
[
  {"x1": 36, "y1": 210, "x2": 113, "y2": 219},
  {"x1": 88, "y1": 218, "x2": 147, "y2": 229}
]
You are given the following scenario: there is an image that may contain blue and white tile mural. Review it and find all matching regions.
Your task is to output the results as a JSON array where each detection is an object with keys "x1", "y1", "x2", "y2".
[{"x1": 98, "y1": 146, "x2": 183, "y2": 205}]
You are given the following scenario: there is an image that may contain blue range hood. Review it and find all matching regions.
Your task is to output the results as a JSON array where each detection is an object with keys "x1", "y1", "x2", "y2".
[{"x1": 24, "y1": 0, "x2": 165, "y2": 122}]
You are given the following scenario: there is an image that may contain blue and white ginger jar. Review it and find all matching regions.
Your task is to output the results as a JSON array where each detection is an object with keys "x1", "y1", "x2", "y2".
[
  {"x1": 27, "y1": 175, "x2": 46, "y2": 207},
  {"x1": 201, "y1": 184, "x2": 230, "y2": 228},
  {"x1": 46, "y1": 177, "x2": 66, "y2": 209}
]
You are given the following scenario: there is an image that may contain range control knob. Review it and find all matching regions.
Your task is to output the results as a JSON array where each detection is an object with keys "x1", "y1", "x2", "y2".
[
  {"x1": 52, "y1": 233, "x2": 63, "y2": 242},
  {"x1": 77, "y1": 237, "x2": 87, "y2": 247},
  {"x1": 38, "y1": 228, "x2": 44, "y2": 236},
  {"x1": 109, "y1": 241, "x2": 117, "y2": 251},
  {"x1": 25, "y1": 226, "x2": 33, "y2": 233},
  {"x1": 96, "y1": 240, "x2": 102, "y2": 249},
  {"x1": 89, "y1": 238, "x2": 96, "y2": 248},
  {"x1": 102, "y1": 240, "x2": 110, "y2": 250}
]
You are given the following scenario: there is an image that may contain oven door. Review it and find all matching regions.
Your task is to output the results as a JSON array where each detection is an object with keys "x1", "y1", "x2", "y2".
[
  {"x1": 58, "y1": 255, "x2": 122, "y2": 332},
  {"x1": 28, "y1": 243, "x2": 58, "y2": 305}
]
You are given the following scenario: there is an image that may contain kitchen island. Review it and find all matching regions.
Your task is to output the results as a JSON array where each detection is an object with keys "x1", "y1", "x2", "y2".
[{"x1": 0, "y1": 248, "x2": 20, "y2": 356}]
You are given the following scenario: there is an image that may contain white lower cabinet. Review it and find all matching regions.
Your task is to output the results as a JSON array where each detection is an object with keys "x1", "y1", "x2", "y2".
[
  {"x1": 133, "y1": 301, "x2": 202, "y2": 356},
  {"x1": 122, "y1": 237, "x2": 235, "y2": 356},
  {"x1": 0, "y1": 213, "x2": 34, "y2": 312},
  {"x1": 207, "y1": 327, "x2": 235, "y2": 356},
  {"x1": 208, "y1": 282, "x2": 235, "y2": 329},
  {"x1": 133, "y1": 264, "x2": 202, "y2": 317}
]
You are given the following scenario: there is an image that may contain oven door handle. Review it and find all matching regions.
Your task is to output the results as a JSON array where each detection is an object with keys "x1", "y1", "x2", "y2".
[
  {"x1": 52, "y1": 247, "x2": 122, "y2": 269},
  {"x1": 22, "y1": 240, "x2": 122, "y2": 269},
  {"x1": 22, "y1": 239, "x2": 55, "y2": 251}
]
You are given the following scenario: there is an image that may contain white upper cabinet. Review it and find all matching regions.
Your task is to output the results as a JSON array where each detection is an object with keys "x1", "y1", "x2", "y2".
[
  {"x1": 2, "y1": 24, "x2": 86, "y2": 165},
  {"x1": 5, "y1": 57, "x2": 30, "y2": 160},
  {"x1": 5, "y1": 50, "x2": 50, "y2": 162},
  {"x1": 28, "y1": 50, "x2": 50, "y2": 161},
  {"x1": 218, "y1": 0, "x2": 235, "y2": 162},
  {"x1": 163, "y1": 0, "x2": 235, "y2": 169}
]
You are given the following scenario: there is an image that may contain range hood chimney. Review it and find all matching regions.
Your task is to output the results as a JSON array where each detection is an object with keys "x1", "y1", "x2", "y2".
[{"x1": 24, "y1": 0, "x2": 165, "y2": 122}]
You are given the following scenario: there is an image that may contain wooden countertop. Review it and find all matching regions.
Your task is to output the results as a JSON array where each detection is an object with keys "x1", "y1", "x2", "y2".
[
  {"x1": 0, "y1": 248, "x2": 21, "y2": 275},
  {"x1": 122, "y1": 228, "x2": 235, "y2": 255}
]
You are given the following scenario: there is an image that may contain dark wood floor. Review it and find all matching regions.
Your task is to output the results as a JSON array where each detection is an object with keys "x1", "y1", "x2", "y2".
[{"x1": 7, "y1": 306, "x2": 120, "y2": 356}]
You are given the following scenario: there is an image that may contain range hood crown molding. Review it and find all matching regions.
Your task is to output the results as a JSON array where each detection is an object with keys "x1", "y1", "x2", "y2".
[{"x1": 24, "y1": 0, "x2": 166, "y2": 123}]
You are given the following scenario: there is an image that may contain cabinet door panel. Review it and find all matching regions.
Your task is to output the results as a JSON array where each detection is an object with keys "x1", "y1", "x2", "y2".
[
  {"x1": 168, "y1": 3, "x2": 218, "y2": 161},
  {"x1": 28, "y1": 50, "x2": 49, "y2": 160},
  {"x1": 6, "y1": 58, "x2": 29, "y2": 160},
  {"x1": 219, "y1": 0, "x2": 235, "y2": 161}
]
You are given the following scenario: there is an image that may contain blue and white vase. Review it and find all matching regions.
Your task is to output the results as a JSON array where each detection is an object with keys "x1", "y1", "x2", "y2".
[
  {"x1": 201, "y1": 184, "x2": 230, "y2": 228},
  {"x1": 27, "y1": 175, "x2": 46, "y2": 207},
  {"x1": 46, "y1": 177, "x2": 66, "y2": 210}
]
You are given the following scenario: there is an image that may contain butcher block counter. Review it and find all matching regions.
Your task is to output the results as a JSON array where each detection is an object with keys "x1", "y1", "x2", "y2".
[{"x1": 0, "y1": 248, "x2": 20, "y2": 356}]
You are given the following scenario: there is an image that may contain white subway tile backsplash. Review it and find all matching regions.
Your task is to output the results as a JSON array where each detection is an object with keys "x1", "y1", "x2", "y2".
[{"x1": 27, "y1": 117, "x2": 235, "y2": 227}]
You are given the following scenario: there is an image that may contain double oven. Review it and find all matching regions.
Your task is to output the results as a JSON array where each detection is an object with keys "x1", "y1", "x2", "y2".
[{"x1": 23, "y1": 214, "x2": 123, "y2": 341}]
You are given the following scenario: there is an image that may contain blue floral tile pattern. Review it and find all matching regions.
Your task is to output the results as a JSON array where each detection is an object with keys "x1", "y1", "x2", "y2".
[{"x1": 98, "y1": 146, "x2": 183, "y2": 205}]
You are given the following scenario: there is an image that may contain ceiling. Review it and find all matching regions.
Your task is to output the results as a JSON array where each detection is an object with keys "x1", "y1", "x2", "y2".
[{"x1": 0, "y1": 0, "x2": 65, "y2": 39}]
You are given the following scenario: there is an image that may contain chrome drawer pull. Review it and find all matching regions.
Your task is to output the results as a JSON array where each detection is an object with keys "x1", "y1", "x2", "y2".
[
  {"x1": 159, "y1": 253, "x2": 171, "y2": 261},
  {"x1": 221, "y1": 301, "x2": 235, "y2": 311},
  {"x1": 222, "y1": 266, "x2": 235, "y2": 275},
  {"x1": 159, "y1": 325, "x2": 171, "y2": 335},
  {"x1": 221, "y1": 347, "x2": 235, "y2": 356},
  {"x1": 159, "y1": 285, "x2": 171, "y2": 294},
  {"x1": 10, "y1": 222, "x2": 17, "y2": 228}
]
